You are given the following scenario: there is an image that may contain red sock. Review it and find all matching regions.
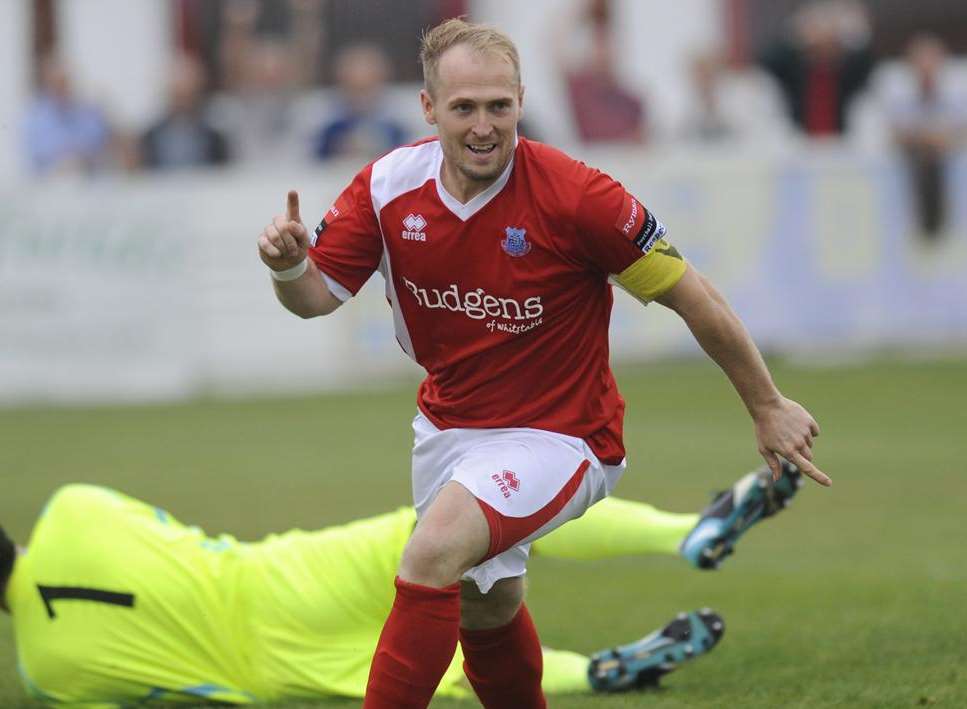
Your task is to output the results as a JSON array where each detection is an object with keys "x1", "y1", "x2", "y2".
[
  {"x1": 363, "y1": 577, "x2": 461, "y2": 709},
  {"x1": 459, "y1": 604, "x2": 547, "y2": 709}
]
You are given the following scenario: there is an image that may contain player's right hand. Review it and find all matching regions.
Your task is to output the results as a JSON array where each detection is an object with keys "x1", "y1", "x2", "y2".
[{"x1": 258, "y1": 190, "x2": 309, "y2": 272}]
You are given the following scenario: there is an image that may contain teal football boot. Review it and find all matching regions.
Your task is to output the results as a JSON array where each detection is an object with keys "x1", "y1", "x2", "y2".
[
  {"x1": 680, "y1": 460, "x2": 803, "y2": 570},
  {"x1": 588, "y1": 609, "x2": 725, "y2": 691}
]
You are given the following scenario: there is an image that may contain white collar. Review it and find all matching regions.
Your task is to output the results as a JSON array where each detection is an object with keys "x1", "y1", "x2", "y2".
[{"x1": 434, "y1": 136, "x2": 518, "y2": 222}]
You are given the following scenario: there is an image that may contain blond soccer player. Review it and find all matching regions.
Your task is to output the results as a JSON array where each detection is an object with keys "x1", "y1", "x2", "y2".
[{"x1": 258, "y1": 19, "x2": 829, "y2": 709}]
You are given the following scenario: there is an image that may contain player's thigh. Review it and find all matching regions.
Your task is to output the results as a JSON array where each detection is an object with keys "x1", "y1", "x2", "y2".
[{"x1": 399, "y1": 481, "x2": 491, "y2": 584}]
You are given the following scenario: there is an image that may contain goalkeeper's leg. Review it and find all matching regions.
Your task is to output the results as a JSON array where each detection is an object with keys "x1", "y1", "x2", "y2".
[
  {"x1": 533, "y1": 461, "x2": 803, "y2": 568},
  {"x1": 532, "y1": 496, "x2": 697, "y2": 559}
]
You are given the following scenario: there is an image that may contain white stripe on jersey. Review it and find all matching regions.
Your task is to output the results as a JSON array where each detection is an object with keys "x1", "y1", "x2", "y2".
[
  {"x1": 368, "y1": 143, "x2": 442, "y2": 361},
  {"x1": 320, "y1": 272, "x2": 352, "y2": 302},
  {"x1": 370, "y1": 138, "x2": 517, "y2": 223},
  {"x1": 377, "y1": 248, "x2": 416, "y2": 360},
  {"x1": 366, "y1": 137, "x2": 518, "y2": 360},
  {"x1": 370, "y1": 141, "x2": 440, "y2": 216}
]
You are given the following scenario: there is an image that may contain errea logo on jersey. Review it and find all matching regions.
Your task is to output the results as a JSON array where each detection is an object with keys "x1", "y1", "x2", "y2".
[{"x1": 402, "y1": 214, "x2": 427, "y2": 241}]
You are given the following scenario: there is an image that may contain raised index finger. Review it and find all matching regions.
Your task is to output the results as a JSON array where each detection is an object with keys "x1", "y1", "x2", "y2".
[{"x1": 286, "y1": 190, "x2": 301, "y2": 224}]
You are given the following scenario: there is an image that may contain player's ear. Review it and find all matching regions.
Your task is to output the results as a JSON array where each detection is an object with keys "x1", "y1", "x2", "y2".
[
  {"x1": 517, "y1": 83, "x2": 525, "y2": 122},
  {"x1": 420, "y1": 88, "x2": 437, "y2": 126}
]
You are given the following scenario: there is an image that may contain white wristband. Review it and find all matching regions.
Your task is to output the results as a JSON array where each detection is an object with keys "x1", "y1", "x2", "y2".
[{"x1": 270, "y1": 258, "x2": 308, "y2": 282}]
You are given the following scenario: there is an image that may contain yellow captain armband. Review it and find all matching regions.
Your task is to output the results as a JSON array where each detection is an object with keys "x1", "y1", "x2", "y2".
[{"x1": 612, "y1": 239, "x2": 687, "y2": 303}]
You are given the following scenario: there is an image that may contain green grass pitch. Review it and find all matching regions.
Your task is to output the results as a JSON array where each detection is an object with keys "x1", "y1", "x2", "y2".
[{"x1": 1, "y1": 357, "x2": 965, "y2": 708}]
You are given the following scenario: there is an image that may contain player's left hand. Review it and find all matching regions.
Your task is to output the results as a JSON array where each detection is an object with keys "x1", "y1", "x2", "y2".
[{"x1": 753, "y1": 396, "x2": 831, "y2": 487}]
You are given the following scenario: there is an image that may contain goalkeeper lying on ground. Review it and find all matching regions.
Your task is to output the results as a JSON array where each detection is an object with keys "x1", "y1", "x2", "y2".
[{"x1": 0, "y1": 462, "x2": 800, "y2": 706}]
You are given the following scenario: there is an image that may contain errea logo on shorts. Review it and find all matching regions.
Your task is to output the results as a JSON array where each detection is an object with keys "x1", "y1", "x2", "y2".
[
  {"x1": 402, "y1": 214, "x2": 427, "y2": 241},
  {"x1": 492, "y1": 470, "x2": 521, "y2": 499}
]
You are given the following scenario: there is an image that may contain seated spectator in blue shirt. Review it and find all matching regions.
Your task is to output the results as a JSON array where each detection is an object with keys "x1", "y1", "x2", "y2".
[
  {"x1": 141, "y1": 54, "x2": 230, "y2": 170},
  {"x1": 23, "y1": 55, "x2": 112, "y2": 175},
  {"x1": 314, "y1": 43, "x2": 408, "y2": 161}
]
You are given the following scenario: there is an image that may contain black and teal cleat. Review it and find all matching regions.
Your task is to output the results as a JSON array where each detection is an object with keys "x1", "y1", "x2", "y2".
[
  {"x1": 588, "y1": 609, "x2": 725, "y2": 692},
  {"x1": 680, "y1": 460, "x2": 803, "y2": 570}
]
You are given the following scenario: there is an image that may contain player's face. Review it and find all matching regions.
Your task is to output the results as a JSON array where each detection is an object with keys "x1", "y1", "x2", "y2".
[{"x1": 421, "y1": 44, "x2": 523, "y2": 198}]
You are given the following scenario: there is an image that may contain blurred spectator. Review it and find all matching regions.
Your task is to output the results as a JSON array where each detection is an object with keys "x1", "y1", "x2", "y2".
[
  {"x1": 680, "y1": 49, "x2": 739, "y2": 143},
  {"x1": 213, "y1": 38, "x2": 306, "y2": 164},
  {"x1": 140, "y1": 54, "x2": 230, "y2": 170},
  {"x1": 210, "y1": 1, "x2": 323, "y2": 165},
  {"x1": 217, "y1": 0, "x2": 321, "y2": 92},
  {"x1": 22, "y1": 54, "x2": 112, "y2": 175},
  {"x1": 885, "y1": 35, "x2": 967, "y2": 241},
  {"x1": 218, "y1": 0, "x2": 265, "y2": 93},
  {"x1": 554, "y1": 0, "x2": 646, "y2": 144},
  {"x1": 678, "y1": 49, "x2": 789, "y2": 147},
  {"x1": 313, "y1": 43, "x2": 408, "y2": 160},
  {"x1": 759, "y1": 0, "x2": 874, "y2": 137}
]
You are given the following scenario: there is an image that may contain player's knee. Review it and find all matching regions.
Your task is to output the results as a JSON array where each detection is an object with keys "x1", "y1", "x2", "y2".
[
  {"x1": 398, "y1": 532, "x2": 476, "y2": 588},
  {"x1": 399, "y1": 494, "x2": 492, "y2": 587},
  {"x1": 460, "y1": 577, "x2": 525, "y2": 630}
]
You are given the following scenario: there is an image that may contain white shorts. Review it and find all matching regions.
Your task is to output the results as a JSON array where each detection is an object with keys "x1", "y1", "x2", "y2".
[{"x1": 411, "y1": 411, "x2": 626, "y2": 593}]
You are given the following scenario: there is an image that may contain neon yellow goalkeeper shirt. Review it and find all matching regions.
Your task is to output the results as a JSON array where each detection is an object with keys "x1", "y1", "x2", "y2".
[{"x1": 7, "y1": 484, "x2": 470, "y2": 706}]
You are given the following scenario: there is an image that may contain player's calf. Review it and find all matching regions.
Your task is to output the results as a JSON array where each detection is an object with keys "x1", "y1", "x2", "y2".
[{"x1": 460, "y1": 577, "x2": 525, "y2": 630}]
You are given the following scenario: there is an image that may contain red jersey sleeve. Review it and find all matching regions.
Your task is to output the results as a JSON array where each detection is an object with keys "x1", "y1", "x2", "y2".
[
  {"x1": 307, "y1": 165, "x2": 383, "y2": 297},
  {"x1": 571, "y1": 167, "x2": 670, "y2": 275}
]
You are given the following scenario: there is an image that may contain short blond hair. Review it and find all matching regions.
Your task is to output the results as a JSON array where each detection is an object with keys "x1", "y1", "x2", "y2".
[{"x1": 420, "y1": 18, "x2": 521, "y2": 96}]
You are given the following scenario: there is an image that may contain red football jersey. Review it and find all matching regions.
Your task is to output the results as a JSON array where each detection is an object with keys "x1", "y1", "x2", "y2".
[{"x1": 308, "y1": 137, "x2": 666, "y2": 465}]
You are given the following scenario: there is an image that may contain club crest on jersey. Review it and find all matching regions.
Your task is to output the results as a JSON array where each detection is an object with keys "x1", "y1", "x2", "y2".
[
  {"x1": 402, "y1": 213, "x2": 427, "y2": 241},
  {"x1": 501, "y1": 227, "x2": 531, "y2": 257}
]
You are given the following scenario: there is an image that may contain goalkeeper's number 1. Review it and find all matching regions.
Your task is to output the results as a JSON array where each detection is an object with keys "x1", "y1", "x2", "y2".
[{"x1": 36, "y1": 584, "x2": 136, "y2": 620}]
